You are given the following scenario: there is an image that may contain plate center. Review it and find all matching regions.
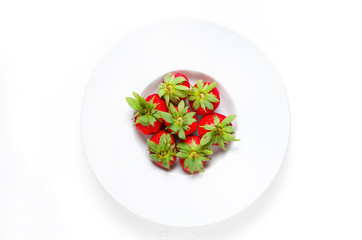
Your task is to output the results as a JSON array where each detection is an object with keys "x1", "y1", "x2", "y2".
[{"x1": 133, "y1": 69, "x2": 237, "y2": 177}]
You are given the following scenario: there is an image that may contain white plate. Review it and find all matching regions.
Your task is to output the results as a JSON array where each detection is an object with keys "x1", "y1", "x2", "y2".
[{"x1": 81, "y1": 20, "x2": 290, "y2": 227}]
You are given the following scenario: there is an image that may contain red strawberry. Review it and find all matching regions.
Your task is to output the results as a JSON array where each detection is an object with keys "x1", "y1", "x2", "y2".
[
  {"x1": 177, "y1": 136, "x2": 213, "y2": 173},
  {"x1": 198, "y1": 113, "x2": 239, "y2": 150},
  {"x1": 134, "y1": 118, "x2": 163, "y2": 135},
  {"x1": 159, "y1": 100, "x2": 197, "y2": 139},
  {"x1": 126, "y1": 92, "x2": 166, "y2": 135},
  {"x1": 145, "y1": 93, "x2": 168, "y2": 122},
  {"x1": 147, "y1": 130, "x2": 177, "y2": 169},
  {"x1": 188, "y1": 80, "x2": 220, "y2": 115},
  {"x1": 158, "y1": 73, "x2": 190, "y2": 106},
  {"x1": 198, "y1": 113, "x2": 226, "y2": 137},
  {"x1": 145, "y1": 94, "x2": 168, "y2": 113}
]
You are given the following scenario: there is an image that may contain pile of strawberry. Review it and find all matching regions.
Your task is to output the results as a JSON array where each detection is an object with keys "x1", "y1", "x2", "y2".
[{"x1": 126, "y1": 72, "x2": 239, "y2": 174}]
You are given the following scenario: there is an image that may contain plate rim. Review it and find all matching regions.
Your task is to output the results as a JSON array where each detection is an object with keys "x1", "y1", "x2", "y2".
[{"x1": 81, "y1": 18, "x2": 291, "y2": 227}]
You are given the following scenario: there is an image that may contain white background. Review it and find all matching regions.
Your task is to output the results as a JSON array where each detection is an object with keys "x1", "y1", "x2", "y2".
[{"x1": 0, "y1": 0, "x2": 361, "y2": 239}]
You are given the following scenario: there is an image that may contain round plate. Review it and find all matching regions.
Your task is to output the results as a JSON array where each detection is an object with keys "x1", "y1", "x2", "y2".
[{"x1": 81, "y1": 20, "x2": 290, "y2": 227}]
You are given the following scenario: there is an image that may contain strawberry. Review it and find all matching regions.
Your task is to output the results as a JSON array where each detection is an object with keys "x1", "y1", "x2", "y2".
[
  {"x1": 126, "y1": 92, "x2": 167, "y2": 135},
  {"x1": 188, "y1": 80, "x2": 220, "y2": 115},
  {"x1": 145, "y1": 94, "x2": 168, "y2": 113},
  {"x1": 176, "y1": 136, "x2": 213, "y2": 173},
  {"x1": 159, "y1": 100, "x2": 197, "y2": 139},
  {"x1": 147, "y1": 130, "x2": 177, "y2": 169},
  {"x1": 198, "y1": 113, "x2": 240, "y2": 150},
  {"x1": 158, "y1": 73, "x2": 190, "y2": 106}
]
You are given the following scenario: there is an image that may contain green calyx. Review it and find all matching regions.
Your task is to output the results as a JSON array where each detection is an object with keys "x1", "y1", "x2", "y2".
[
  {"x1": 176, "y1": 138, "x2": 213, "y2": 173},
  {"x1": 147, "y1": 133, "x2": 177, "y2": 169},
  {"x1": 187, "y1": 80, "x2": 219, "y2": 111},
  {"x1": 159, "y1": 100, "x2": 196, "y2": 139},
  {"x1": 126, "y1": 92, "x2": 161, "y2": 126},
  {"x1": 200, "y1": 115, "x2": 240, "y2": 150},
  {"x1": 158, "y1": 73, "x2": 189, "y2": 105}
]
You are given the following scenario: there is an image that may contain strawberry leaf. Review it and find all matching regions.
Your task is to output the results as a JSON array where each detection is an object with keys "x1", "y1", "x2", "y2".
[
  {"x1": 149, "y1": 116, "x2": 156, "y2": 126},
  {"x1": 168, "y1": 124, "x2": 179, "y2": 134},
  {"x1": 204, "y1": 82, "x2": 217, "y2": 93},
  {"x1": 173, "y1": 76, "x2": 186, "y2": 85},
  {"x1": 162, "y1": 158, "x2": 170, "y2": 169},
  {"x1": 217, "y1": 138, "x2": 226, "y2": 150},
  {"x1": 201, "y1": 124, "x2": 215, "y2": 131},
  {"x1": 159, "y1": 133, "x2": 167, "y2": 149},
  {"x1": 176, "y1": 152, "x2": 188, "y2": 159},
  {"x1": 188, "y1": 95, "x2": 197, "y2": 101},
  {"x1": 200, "y1": 101, "x2": 206, "y2": 111},
  {"x1": 174, "y1": 85, "x2": 190, "y2": 91},
  {"x1": 168, "y1": 103, "x2": 178, "y2": 115},
  {"x1": 213, "y1": 115, "x2": 221, "y2": 125},
  {"x1": 193, "y1": 99, "x2": 200, "y2": 110},
  {"x1": 184, "y1": 117, "x2": 196, "y2": 126},
  {"x1": 179, "y1": 128, "x2": 186, "y2": 139},
  {"x1": 184, "y1": 112, "x2": 196, "y2": 119},
  {"x1": 132, "y1": 92, "x2": 139, "y2": 99},
  {"x1": 224, "y1": 126, "x2": 235, "y2": 133},
  {"x1": 177, "y1": 142, "x2": 192, "y2": 151},
  {"x1": 126, "y1": 97, "x2": 141, "y2": 111},
  {"x1": 163, "y1": 73, "x2": 172, "y2": 83},
  {"x1": 184, "y1": 158, "x2": 205, "y2": 173},
  {"x1": 178, "y1": 100, "x2": 185, "y2": 113},
  {"x1": 153, "y1": 111, "x2": 161, "y2": 119},
  {"x1": 204, "y1": 100, "x2": 214, "y2": 110},
  {"x1": 174, "y1": 90, "x2": 188, "y2": 98},
  {"x1": 221, "y1": 115, "x2": 237, "y2": 127},
  {"x1": 158, "y1": 88, "x2": 166, "y2": 97},
  {"x1": 132, "y1": 112, "x2": 140, "y2": 120},
  {"x1": 160, "y1": 111, "x2": 174, "y2": 123},
  {"x1": 164, "y1": 94, "x2": 170, "y2": 106},
  {"x1": 199, "y1": 148, "x2": 213, "y2": 156},
  {"x1": 196, "y1": 80, "x2": 203, "y2": 89},
  {"x1": 147, "y1": 139, "x2": 159, "y2": 152},
  {"x1": 150, "y1": 154, "x2": 160, "y2": 162},
  {"x1": 138, "y1": 115, "x2": 148, "y2": 125},
  {"x1": 222, "y1": 133, "x2": 238, "y2": 142},
  {"x1": 205, "y1": 94, "x2": 219, "y2": 102},
  {"x1": 200, "y1": 132, "x2": 214, "y2": 146}
]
